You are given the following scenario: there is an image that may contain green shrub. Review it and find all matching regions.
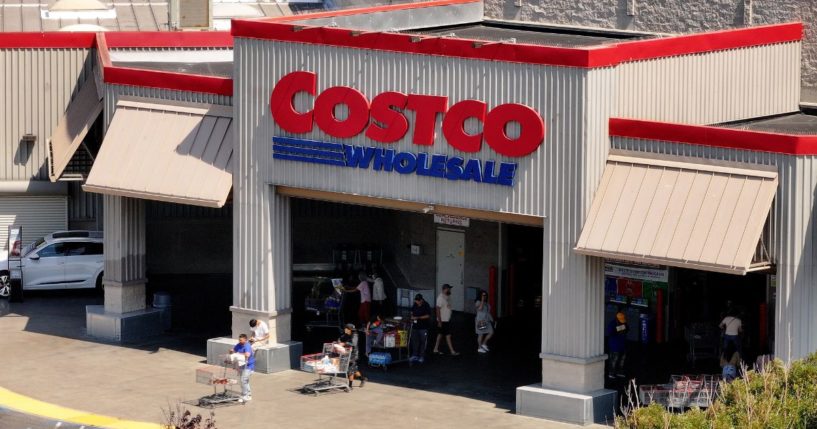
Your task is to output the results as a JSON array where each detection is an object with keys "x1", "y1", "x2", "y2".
[{"x1": 616, "y1": 353, "x2": 817, "y2": 429}]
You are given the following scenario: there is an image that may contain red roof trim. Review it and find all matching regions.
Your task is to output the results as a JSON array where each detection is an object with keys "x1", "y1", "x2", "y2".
[
  {"x1": 232, "y1": 21, "x2": 594, "y2": 67},
  {"x1": 609, "y1": 118, "x2": 817, "y2": 155},
  {"x1": 104, "y1": 66, "x2": 233, "y2": 96},
  {"x1": 0, "y1": 32, "x2": 96, "y2": 48},
  {"x1": 265, "y1": 0, "x2": 478, "y2": 23},
  {"x1": 231, "y1": 21, "x2": 802, "y2": 68},
  {"x1": 103, "y1": 31, "x2": 233, "y2": 48}
]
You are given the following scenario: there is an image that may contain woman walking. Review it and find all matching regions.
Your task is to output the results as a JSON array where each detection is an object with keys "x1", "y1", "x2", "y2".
[{"x1": 475, "y1": 290, "x2": 494, "y2": 353}]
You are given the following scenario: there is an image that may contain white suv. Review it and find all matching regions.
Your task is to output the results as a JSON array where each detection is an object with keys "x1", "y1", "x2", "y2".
[{"x1": 0, "y1": 231, "x2": 104, "y2": 298}]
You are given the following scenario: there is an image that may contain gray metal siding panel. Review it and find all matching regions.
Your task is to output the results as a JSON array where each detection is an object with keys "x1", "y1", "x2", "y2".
[
  {"x1": 249, "y1": 39, "x2": 590, "y2": 218},
  {"x1": 68, "y1": 181, "x2": 100, "y2": 222},
  {"x1": 611, "y1": 136, "x2": 816, "y2": 361},
  {"x1": 0, "y1": 195, "x2": 67, "y2": 252},
  {"x1": 616, "y1": 42, "x2": 801, "y2": 124},
  {"x1": 541, "y1": 68, "x2": 613, "y2": 359},
  {"x1": 0, "y1": 48, "x2": 94, "y2": 181},
  {"x1": 103, "y1": 195, "x2": 145, "y2": 283}
]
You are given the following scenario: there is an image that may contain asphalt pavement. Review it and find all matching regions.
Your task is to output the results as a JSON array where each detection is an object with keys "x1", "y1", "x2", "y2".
[{"x1": 0, "y1": 407, "x2": 99, "y2": 429}]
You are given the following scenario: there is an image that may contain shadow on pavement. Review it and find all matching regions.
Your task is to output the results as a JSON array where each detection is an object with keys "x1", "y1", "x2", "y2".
[
  {"x1": 296, "y1": 311, "x2": 543, "y2": 412},
  {"x1": 0, "y1": 276, "x2": 543, "y2": 413},
  {"x1": 0, "y1": 273, "x2": 232, "y2": 356}
]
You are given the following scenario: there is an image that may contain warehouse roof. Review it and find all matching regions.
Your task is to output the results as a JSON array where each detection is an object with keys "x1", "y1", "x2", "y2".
[
  {"x1": 0, "y1": 0, "x2": 319, "y2": 32},
  {"x1": 721, "y1": 110, "x2": 817, "y2": 135},
  {"x1": 412, "y1": 20, "x2": 651, "y2": 48}
]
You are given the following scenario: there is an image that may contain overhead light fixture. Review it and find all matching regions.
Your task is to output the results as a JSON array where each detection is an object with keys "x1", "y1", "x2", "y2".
[{"x1": 422, "y1": 205, "x2": 435, "y2": 214}]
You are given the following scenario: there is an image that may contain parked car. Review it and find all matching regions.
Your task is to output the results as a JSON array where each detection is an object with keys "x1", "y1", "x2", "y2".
[{"x1": 0, "y1": 231, "x2": 104, "y2": 298}]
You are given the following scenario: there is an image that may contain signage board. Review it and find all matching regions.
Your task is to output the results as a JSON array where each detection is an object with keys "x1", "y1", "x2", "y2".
[
  {"x1": 269, "y1": 71, "x2": 546, "y2": 188},
  {"x1": 433, "y1": 214, "x2": 470, "y2": 227},
  {"x1": 604, "y1": 262, "x2": 668, "y2": 283}
]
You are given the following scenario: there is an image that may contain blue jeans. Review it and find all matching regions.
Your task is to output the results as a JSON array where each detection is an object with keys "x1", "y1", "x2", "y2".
[
  {"x1": 411, "y1": 329, "x2": 428, "y2": 359},
  {"x1": 240, "y1": 368, "x2": 253, "y2": 397}
]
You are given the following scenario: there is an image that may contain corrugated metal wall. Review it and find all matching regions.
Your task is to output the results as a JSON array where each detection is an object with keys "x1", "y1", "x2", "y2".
[
  {"x1": 102, "y1": 195, "x2": 145, "y2": 283},
  {"x1": 611, "y1": 136, "x2": 816, "y2": 361},
  {"x1": 252, "y1": 39, "x2": 587, "y2": 218},
  {"x1": 0, "y1": 196, "x2": 67, "y2": 251},
  {"x1": 68, "y1": 181, "x2": 101, "y2": 224},
  {"x1": 103, "y1": 84, "x2": 232, "y2": 130},
  {"x1": 235, "y1": 37, "x2": 619, "y2": 360},
  {"x1": 616, "y1": 42, "x2": 801, "y2": 124},
  {"x1": 0, "y1": 48, "x2": 94, "y2": 181}
]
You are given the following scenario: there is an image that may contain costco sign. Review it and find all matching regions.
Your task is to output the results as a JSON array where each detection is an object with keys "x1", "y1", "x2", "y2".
[{"x1": 269, "y1": 71, "x2": 546, "y2": 187}]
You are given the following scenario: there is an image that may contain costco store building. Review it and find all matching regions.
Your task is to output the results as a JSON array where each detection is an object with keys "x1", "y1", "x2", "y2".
[
  {"x1": 222, "y1": 14, "x2": 810, "y2": 424},
  {"x1": 6, "y1": 1, "x2": 816, "y2": 424}
]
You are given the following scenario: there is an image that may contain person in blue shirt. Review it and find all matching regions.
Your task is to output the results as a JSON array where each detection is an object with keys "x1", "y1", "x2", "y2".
[
  {"x1": 230, "y1": 333, "x2": 255, "y2": 402},
  {"x1": 607, "y1": 312, "x2": 629, "y2": 379}
]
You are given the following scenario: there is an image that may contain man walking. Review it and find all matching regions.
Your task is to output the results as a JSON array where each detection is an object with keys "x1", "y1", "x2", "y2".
[
  {"x1": 410, "y1": 294, "x2": 432, "y2": 364},
  {"x1": 229, "y1": 333, "x2": 255, "y2": 402},
  {"x1": 433, "y1": 284, "x2": 459, "y2": 356}
]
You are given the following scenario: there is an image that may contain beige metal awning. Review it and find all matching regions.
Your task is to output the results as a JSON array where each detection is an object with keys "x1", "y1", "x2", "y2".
[
  {"x1": 47, "y1": 78, "x2": 103, "y2": 182},
  {"x1": 575, "y1": 152, "x2": 777, "y2": 275},
  {"x1": 83, "y1": 99, "x2": 233, "y2": 208}
]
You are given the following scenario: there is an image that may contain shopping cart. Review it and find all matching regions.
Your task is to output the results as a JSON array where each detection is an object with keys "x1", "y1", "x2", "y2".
[
  {"x1": 299, "y1": 343, "x2": 354, "y2": 395},
  {"x1": 304, "y1": 277, "x2": 345, "y2": 333},
  {"x1": 195, "y1": 354, "x2": 246, "y2": 408}
]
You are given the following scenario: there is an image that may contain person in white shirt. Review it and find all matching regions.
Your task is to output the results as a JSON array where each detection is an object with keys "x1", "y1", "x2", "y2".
[
  {"x1": 371, "y1": 273, "x2": 386, "y2": 314},
  {"x1": 719, "y1": 310, "x2": 743, "y2": 354},
  {"x1": 432, "y1": 284, "x2": 459, "y2": 356},
  {"x1": 249, "y1": 319, "x2": 270, "y2": 350}
]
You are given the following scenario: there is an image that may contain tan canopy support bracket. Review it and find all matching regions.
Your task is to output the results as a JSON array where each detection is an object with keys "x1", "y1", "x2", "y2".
[
  {"x1": 83, "y1": 99, "x2": 233, "y2": 208},
  {"x1": 47, "y1": 77, "x2": 103, "y2": 182},
  {"x1": 575, "y1": 151, "x2": 777, "y2": 275},
  {"x1": 276, "y1": 186, "x2": 544, "y2": 228}
]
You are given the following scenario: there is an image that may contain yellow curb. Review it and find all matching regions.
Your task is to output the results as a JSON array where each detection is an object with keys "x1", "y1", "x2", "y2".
[{"x1": 0, "y1": 387, "x2": 163, "y2": 429}]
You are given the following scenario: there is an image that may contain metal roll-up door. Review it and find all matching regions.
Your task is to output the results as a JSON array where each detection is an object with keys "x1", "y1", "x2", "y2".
[{"x1": 0, "y1": 196, "x2": 68, "y2": 252}]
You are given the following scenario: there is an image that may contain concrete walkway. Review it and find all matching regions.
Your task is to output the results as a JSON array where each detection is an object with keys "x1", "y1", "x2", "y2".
[{"x1": 0, "y1": 294, "x2": 608, "y2": 429}]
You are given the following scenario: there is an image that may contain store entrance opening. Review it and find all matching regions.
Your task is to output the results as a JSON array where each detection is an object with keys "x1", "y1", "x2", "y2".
[
  {"x1": 288, "y1": 197, "x2": 543, "y2": 409},
  {"x1": 605, "y1": 263, "x2": 773, "y2": 397},
  {"x1": 436, "y1": 229, "x2": 465, "y2": 312}
]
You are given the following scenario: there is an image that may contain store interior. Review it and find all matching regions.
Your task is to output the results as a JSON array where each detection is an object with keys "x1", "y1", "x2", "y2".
[
  {"x1": 289, "y1": 198, "x2": 544, "y2": 407},
  {"x1": 604, "y1": 262, "x2": 774, "y2": 395}
]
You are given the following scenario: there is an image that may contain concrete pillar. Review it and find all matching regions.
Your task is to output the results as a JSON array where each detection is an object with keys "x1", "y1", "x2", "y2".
[
  {"x1": 208, "y1": 162, "x2": 301, "y2": 372},
  {"x1": 86, "y1": 196, "x2": 162, "y2": 341},
  {"x1": 230, "y1": 187, "x2": 292, "y2": 341},
  {"x1": 516, "y1": 69, "x2": 616, "y2": 425}
]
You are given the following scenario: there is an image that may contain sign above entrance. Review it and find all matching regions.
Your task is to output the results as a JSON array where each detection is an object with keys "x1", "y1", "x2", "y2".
[
  {"x1": 604, "y1": 263, "x2": 668, "y2": 283},
  {"x1": 434, "y1": 214, "x2": 470, "y2": 227},
  {"x1": 268, "y1": 72, "x2": 546, "y2": 188},
  {"x1": 270, "y1": 71, "x2": 546, "y2": 158}
]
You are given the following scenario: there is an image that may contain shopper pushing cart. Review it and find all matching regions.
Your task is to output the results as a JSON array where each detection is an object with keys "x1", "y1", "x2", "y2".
[{"x1": 337, "y1": 323, "x2": 367, "y2": 389}]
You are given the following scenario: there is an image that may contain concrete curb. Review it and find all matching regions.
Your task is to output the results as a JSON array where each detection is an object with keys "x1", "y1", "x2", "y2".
[{"x1": 0, "y1": 387, "x2": 162, "y2": 429}]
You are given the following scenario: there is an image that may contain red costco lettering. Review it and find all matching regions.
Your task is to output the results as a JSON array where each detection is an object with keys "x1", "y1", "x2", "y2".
[
  {"x1": 442, "y1": 100, "x2": 486, "y2": 153},
  {"x1": 314, "y1": 86, "x2": 370, "y2": 139},
  {"x1": 365, "y1": 91, "x2": 408, "y2": 143},
  {"x1": 269, "y1": 71, "x2": 315, "y2": 134},
  {"x1": 269, "y1": 71, "x2": 545, "y2": 158}
]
